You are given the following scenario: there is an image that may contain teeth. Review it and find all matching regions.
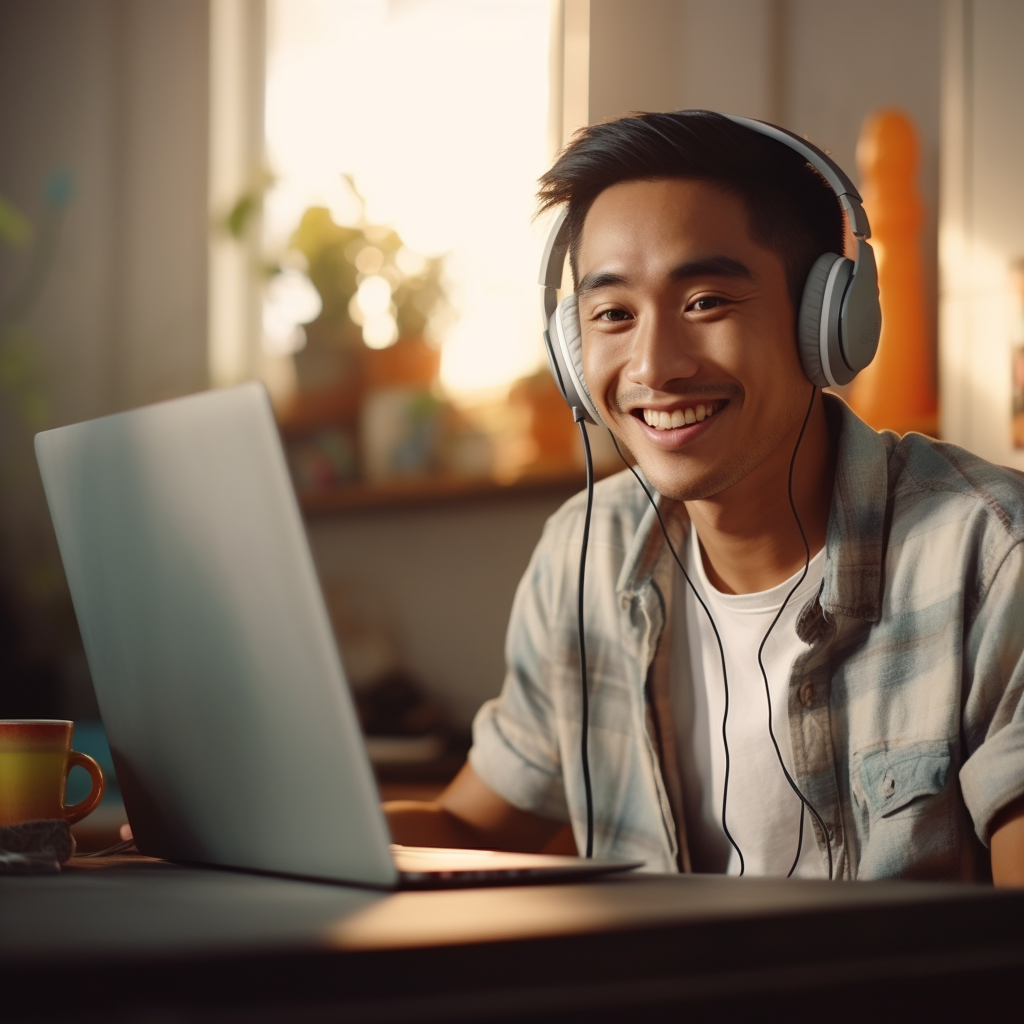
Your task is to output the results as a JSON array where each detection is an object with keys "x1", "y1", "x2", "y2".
[{"x1": 642, "y1": 402, "x2": 719, "y2": 430}]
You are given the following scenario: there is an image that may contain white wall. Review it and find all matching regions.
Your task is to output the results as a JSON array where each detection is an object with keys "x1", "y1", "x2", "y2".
[
  {"x1": 0, "y1": 0, "x2": 210, "y2": 714},
  {"x1": 581, "y1": 0, "x2": 941, "y2": 351},
  {"x1": 939, "y1": 0, "x2": 1024, "y2": 469},
  {"x1": 306, "y1": 492, "x2": 577, "y2": 729},
  {"x1": 784, "y1": 0, "x2": 940, "y2": 334},
  {"x1": 0, "y1": 0, "x2": 210, "y2": 427}
]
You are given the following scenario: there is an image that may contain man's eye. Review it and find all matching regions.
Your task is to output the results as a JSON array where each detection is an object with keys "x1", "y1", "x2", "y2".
[
  {"x1": 691, "y1": 296, "x2": 726, "y2": 312},
  {"x1": 596, "y1": 308, "x2": 632, "y2": 322}
]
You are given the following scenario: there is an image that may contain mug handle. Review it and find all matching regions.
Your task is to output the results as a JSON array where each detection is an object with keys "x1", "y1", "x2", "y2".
[{"x1": 62, "y1": 751, "x2": 106, "y2": 824}]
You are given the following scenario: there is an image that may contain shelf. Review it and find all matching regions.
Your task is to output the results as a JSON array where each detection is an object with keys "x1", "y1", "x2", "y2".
[{"x1": 296, "y1": 469, "x2": 593, "y2": 515}]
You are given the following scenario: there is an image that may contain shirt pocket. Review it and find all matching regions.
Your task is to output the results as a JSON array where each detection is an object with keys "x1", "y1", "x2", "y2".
[
  {"x1": 857, "y1": 740, "x2": 951, "y2": 820},
  {"x1": 852, "y1": 739, "x2": 957, "y2": 879}
]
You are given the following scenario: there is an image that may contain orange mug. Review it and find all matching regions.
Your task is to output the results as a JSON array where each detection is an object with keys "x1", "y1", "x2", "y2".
[{"x1": 0, "y1": 720, "x2": 106, "y2": 827}]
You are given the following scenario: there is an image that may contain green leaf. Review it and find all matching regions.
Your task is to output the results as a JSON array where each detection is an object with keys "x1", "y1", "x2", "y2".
[
  {"x1": 0, "y1": 193, "x2": 32, "y2": 246},
  {"x1": 226, "y1": 194, "x2": 259, "y2": 240}
]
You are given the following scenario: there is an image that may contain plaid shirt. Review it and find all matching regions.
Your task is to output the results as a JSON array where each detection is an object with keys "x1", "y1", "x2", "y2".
[{"x1": 470, "y1": 396, "x2": 1024, "y2": 880}]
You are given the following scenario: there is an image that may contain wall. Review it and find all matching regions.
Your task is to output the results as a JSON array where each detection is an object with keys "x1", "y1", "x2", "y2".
[
  {"x1": 0, "y1": 0, "x2": 209, "y2": 714},
  {"x1": 584, "y1": 0, "x2": 941, "y2": 352},
  {"x1": 305, "y1": 492, "x2": 576, "y2": 729},
  {"x1": 0, "y1": 0, "x2": 210, "y2": 424},
  {"x1": 939, "y1": 0, "x2": 1024, "y2": 470}
]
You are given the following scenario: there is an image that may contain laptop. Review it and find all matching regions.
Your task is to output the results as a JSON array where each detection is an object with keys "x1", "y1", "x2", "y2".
[{"x1": 35, "y1": 383, "x2": 639, "y2": 888}]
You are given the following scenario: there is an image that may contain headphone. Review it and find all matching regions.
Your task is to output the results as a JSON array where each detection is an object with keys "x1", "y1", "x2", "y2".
[{"x1": 539, "y1": 113, "x2": 882, "y2": 425}]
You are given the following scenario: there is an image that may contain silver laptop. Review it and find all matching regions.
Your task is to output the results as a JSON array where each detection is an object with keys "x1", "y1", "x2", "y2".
[{"x1": 35, "y1": 383, "x2": 638, "y2": 888}]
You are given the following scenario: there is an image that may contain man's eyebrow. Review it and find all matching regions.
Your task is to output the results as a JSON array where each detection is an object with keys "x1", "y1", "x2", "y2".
[
  {"x1": 670, "y1": 255, "x2": 754, "y2": 283},
  {"x1": 576, "y1": 270, "x2": 627, "y2": 294},
  {"x1": 576, "y1": 255, "x2": 754, "y2": 296}
]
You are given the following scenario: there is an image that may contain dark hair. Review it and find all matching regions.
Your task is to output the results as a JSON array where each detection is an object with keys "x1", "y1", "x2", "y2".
[{"x1": 537, "y1": 110, "x2": 845, "y2": 313}]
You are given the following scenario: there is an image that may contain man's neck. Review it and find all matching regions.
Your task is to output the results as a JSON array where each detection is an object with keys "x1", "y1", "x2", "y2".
[{"x1": 683, "y1": 394, "x2": 836, "y2": 595}]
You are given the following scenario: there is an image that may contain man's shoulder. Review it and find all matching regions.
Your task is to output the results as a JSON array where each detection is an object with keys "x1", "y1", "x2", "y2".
[
  {"x1": 830, "y1": 396, "x2": 1024, "y2": 547},
  {"x1": 511, "y1": 466, "x2": 664, "y2": 626},
  {"x1": 885, "y1": 430, "x2": 1024, "y2": 543},
  {"x1": 542, "y1": 466, "x2": 654, "y2": 539},
  {"x1": 527, "y1": 467, "x2": 664, "y2": 589}
]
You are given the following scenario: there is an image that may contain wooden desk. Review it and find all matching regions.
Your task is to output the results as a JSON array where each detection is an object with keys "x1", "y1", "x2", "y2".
[{"x1": 3, "y1": 854, "x2": 1024, "y2": 1023}]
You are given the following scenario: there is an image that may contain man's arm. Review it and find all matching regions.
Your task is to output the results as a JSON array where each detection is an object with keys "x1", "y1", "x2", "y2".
[
  {"x1": 383, "y1": 762, "x2": 565, "y2": 852},
  {"x1": 990, "y1": 793, "x2": 1024, "y2": 886}
]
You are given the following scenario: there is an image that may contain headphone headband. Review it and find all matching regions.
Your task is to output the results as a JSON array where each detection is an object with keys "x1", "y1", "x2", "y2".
[
  {"x1": 539, "y1": 207, "x2": 570, "y2": 321},
  {"x1": 720, "y1": 115, "x2": 872, "y2": 239}
]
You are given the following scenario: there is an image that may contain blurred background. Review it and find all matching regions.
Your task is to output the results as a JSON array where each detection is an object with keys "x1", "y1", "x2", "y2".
[{"x1": 1, "y1": 0, "x2": 1022, "y2": 830}]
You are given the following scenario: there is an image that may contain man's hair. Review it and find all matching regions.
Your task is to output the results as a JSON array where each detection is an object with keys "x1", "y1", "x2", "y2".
[{"x1": 537, "y1": 110, "x2": 846, "y2": 313}]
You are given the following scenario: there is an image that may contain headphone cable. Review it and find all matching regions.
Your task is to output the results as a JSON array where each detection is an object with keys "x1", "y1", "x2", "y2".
[
  {"x1": 574, "y1": 409, "x2": 596, "y2": 858},
  {"x1": 608, "y1": 435, "x2": 745, "y2": 874},
  {"x1": 755, "y1": 383, "x2": 833, "y2": 879},
  {"x1": 609, "y1": 387, "x2": 834, "y2": 880}
]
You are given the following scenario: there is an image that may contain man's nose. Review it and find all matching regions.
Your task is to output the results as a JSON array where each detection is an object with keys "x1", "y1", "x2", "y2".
[{"x1": 625, "y1": 310, "x2": 700, "y2": 390}]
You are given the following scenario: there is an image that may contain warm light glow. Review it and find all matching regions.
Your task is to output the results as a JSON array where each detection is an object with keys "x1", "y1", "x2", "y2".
[
  {"x1": 354, "y1": 246, "x2": 385, "y2": 276},
  {"x1": 263, "y1": 268, "x2": 321, "y2": 355},
  {"x1": 939, "y1": 222, "x2": 1024, "y2": 468},
  {"x1": 264, "y1": 0, "x2": 553, "y2": 399},
  {"x1": 356, "y1": 275, "x2": 393, "y2": 319},
  {"x1": 362, "y1": 313, "x2": 400, "y2": 351}
]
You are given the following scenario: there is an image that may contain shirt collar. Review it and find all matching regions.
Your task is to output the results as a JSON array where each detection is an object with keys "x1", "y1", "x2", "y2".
[
  {"x1": 818, "y1": 394, "x2": 890, "y2": 623},
  {"x1": 616, "y1": 474, "x2": 687, "y2": 598}
]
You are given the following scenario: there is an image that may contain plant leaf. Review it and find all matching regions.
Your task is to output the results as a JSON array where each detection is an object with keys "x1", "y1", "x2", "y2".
[{"x1": 0, "y1": 193, "x2": 32, "y2": 246}]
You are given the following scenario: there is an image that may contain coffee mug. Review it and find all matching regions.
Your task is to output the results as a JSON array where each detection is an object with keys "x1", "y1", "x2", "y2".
[{"x1": 0, "y1": 720, "x2": 106, "y2": 827}]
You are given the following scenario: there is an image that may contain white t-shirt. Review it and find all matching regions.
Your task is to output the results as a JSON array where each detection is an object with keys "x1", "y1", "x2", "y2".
[{"x1": 671, "y1": 526, "x2": 827, "y2": 877}]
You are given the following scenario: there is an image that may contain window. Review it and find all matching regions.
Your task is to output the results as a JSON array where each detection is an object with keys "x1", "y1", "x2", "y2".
[{"x1": 262, "y1": 0, "x2": 555, "y2": 401}]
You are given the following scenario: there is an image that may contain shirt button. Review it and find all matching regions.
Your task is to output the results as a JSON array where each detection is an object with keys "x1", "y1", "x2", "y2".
[{"x1": 799, "y1": 682, "x2": 814, "y2": 708}]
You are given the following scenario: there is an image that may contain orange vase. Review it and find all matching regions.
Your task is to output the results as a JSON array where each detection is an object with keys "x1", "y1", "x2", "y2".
[{"x1": 846, "y1": 109, "x2": 938, "y2": 437}]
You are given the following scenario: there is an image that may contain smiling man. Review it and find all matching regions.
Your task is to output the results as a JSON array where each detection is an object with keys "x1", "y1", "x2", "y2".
[{"x1": 385, "y1": 110, "x2": 1024, "y2": 884}]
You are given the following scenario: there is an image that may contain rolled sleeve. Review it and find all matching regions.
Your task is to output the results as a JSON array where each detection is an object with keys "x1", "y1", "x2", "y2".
[
  {"x1": 962, "y1": 723, "x2": 1024, "y2": 844},
  {"x1": 466, "y1": 520, "x2": 572, "y2": 823},
  {"x1": 469, "y1": 698, "x2": 569, "y2": 821},
  {"x1": 960, "y1": 541, "x2": 1024, "y2": 845}
]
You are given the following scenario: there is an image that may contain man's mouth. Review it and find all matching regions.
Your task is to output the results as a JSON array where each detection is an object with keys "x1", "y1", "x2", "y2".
[{"x1": 638, "y1": 400, "x2": 725, "y2": 430}]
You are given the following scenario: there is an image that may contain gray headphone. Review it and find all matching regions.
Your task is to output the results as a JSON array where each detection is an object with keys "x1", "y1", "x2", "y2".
[{"x1": 539, "y1": 113, "x2": 882, "y2": 426}]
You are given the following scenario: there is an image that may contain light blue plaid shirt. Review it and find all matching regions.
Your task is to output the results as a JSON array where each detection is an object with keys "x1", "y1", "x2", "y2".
[{"x1": 470, "y1": 396, "x2": 1024, "y2": 880}]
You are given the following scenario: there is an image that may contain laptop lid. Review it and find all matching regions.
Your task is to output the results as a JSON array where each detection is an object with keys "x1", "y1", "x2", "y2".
[{"x1": 35, "y1": 384, "x2": 399, "y2": 887}]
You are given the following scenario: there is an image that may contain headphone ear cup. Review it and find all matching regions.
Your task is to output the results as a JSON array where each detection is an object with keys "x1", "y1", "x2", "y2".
[
  {"x1": 797, "y1": 252, "x2": 853, "y2": 388},
  {"x1": 545, "y1": 295, "x2": 602, "y2": 425},
  {"x1": 557, "y1": 297, "x2": 589, "y2": 404},
  {"x1": 544, "y1": 306, "x2": 574, "y2": 404}
]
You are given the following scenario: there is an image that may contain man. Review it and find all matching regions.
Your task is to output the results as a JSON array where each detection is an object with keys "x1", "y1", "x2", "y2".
[{"x1": 385, "y1": 110, "x2": 1024, "y2": 884}]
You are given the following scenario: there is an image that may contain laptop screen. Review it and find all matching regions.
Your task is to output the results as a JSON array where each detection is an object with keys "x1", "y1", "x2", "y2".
[{"x1": 36, "y1": 384, "x2": 399, "y2": 887}]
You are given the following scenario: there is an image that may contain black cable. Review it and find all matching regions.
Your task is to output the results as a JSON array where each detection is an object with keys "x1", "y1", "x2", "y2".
[
  {"x1": 756, "y1": 383, "x2": 833, "y2": 880},
  {"x1": 609, "y1": 388, "x2": 835, "y2": 881},
  {"x1": 759, "y1": 385, "x2": 814, "y2": 873},
  {"x1": 575, "y1": 410, "x2": 596, "y2": 858},
  {"x1": 608, "y1": 436, "x2": 745, "y2": 875}
]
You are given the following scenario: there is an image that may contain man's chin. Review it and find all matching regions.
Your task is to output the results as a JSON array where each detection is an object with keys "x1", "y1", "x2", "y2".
[
  {"x1": 631, "y1": 455, "x2": 735, "y2": 504},
  {"x1": 604, "y1": 423, "x2": 741, "y2": 502}
]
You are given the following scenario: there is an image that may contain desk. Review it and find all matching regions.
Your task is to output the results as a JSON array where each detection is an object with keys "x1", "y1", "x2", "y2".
[{"x1": 4, "y1": 855, "x2": 1024, "y2": 1023}]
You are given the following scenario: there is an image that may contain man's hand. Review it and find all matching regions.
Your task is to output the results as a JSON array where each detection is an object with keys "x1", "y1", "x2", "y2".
[
  {"x1": 383, "y1": 762, "x2": 565, "y2": 852},
  {"x1": 990, "y1": 793, "x2": 1024, "y2": 886}
]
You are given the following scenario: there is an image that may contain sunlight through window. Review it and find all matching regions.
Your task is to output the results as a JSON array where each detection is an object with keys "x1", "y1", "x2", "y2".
[{"x1": 264, "y1": 0, "x2": 554, "y2": 401}]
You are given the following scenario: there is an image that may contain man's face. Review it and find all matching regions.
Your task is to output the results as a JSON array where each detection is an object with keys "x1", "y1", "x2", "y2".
[{"x1": 577, "y1": 177, "x2": 812, "y2": 503}]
